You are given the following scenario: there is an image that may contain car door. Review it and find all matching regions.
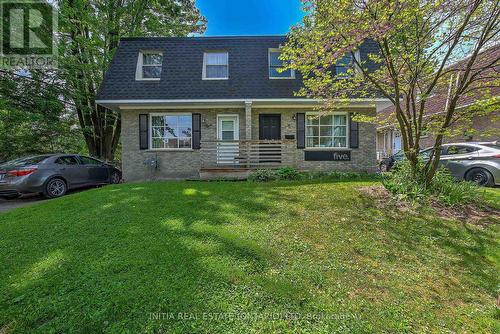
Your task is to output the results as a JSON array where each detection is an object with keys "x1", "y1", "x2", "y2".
[
  {"x1": 54, "y1": 155, "x2": 88, "y2": 188},
  {"x1": 78, "y1": 156, "x2": 109, "y2": 184},
  {"x1": 440, "y1": 145, "x2": 479, "y2": 179}
]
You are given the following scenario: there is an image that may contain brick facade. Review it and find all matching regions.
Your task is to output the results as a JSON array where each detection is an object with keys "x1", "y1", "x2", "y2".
[{"x1": 121, "y1": 107, "x2": 378, "y2": 182}]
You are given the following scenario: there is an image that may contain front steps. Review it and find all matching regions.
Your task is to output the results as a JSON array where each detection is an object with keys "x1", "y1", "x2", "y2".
[{"x1": 199, "y1": 168, "x2": 252, "y2": 180}]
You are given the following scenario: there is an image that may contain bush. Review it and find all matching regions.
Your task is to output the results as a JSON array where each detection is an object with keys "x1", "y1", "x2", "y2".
[
  {"x1": 329, "y1": 171, "x2": 361, "y2": 180},
  {"x1": 382, "y1": 158, "x2": 480, "y2": 206},
  {"x1": 248, "y1": 169, "x2": 278, "y2": 182},
  {"x1": 275, "y1": 167, "x2": 303, "y2": 180}
]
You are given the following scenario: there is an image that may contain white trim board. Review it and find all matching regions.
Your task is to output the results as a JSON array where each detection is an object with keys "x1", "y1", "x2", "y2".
[{"x1": 96, "y1": 98, "x2": 391, "y2": 110}]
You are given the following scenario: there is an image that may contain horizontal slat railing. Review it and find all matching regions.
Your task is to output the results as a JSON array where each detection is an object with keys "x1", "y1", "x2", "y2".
[{"x1": 201, "y1": 140, "x2": 296, "y2": 169}]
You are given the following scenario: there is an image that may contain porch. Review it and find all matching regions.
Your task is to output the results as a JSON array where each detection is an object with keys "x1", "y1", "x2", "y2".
[{"x1": 199, "y1": 139, "x2": 297, "y2": 179}]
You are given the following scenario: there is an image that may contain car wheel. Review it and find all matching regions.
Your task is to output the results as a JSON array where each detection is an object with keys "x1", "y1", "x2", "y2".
[
  {"x1": 44, "y1": 178, "x2": 67, "y2": 198},
  {"x1": 110, "y1": 171, "x2": 121, "y2": 184},
  {"x1": 465, "y1": 168, "x2": 494, "y2": 187}
]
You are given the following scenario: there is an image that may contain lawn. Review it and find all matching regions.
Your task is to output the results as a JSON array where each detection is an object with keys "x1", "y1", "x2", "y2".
[{"x1": 0, "y1": 180, "x2": 498, "y2": 333}]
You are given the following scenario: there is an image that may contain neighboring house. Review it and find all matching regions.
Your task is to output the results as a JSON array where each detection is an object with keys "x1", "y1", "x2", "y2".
[
  {"x1": 377, "y1": 46, "x2": 500, "y2": 160},
  {"x1": 96, "y1": 36, "x2": 390, "y2": 181}
]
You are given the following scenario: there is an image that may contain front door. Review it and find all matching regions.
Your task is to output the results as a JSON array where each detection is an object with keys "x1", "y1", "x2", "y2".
[
  {"x1": 259, "y1": 114, "x2": 281, "y2": 140},
  {"x1": 393, "y1": 131, "x2": 402, "y2": 154},
  {"x1": 259, "y1": 114, "x2": 281, "y2": 164},
  {"x1": 217, "y1": 115, "x2": 239, "y2": 165}
]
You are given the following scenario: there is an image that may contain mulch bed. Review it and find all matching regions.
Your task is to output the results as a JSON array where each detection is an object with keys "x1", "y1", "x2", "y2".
[{"x1": 358, "y1": 185, "x2": 499, "y2": 226}]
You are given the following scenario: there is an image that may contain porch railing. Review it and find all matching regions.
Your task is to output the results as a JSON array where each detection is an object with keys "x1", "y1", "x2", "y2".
[
  {"x1": 200, "y1": 139, "x2": 296, "y2": 168},
  {"x1": 376, "y1": 149, "x2": 391, "y2": 161}
]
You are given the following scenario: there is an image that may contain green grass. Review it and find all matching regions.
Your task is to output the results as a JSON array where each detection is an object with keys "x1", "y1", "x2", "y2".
[{"x1": 0, "y1": 181, "x2": 498, "y2": 333}]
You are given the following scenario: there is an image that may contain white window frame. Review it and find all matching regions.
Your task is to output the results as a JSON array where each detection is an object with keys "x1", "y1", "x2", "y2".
[
  {"x1": 268, "y1": 48, "x2": 295, "y2": 79},
  {"x1": 217, "y1": 114, "x2": 239, "y2": 140},
  {"x1": 136, "y1": 51, "x2": 163, "y2": 81},
  {"x1": 335, "y1": 50, "x2": 361, "y2": 77},
  {"x1": 305, "y1": 112, "x2": 349, "y2": 150},
  {"x1": 149, "y1": 113, "x2": 193, "y2": 151},
  {"x1": 202, "y1": 51, "x2": 229, "y2": 80}
]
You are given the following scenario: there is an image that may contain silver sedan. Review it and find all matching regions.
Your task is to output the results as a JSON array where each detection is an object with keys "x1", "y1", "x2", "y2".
[{"x1": 421, "y1": 141, "x2": 500, "y2": 186}]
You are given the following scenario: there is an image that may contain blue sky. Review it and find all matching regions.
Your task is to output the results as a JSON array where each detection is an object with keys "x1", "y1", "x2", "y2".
[{"x1": 196, "y1": 0, "x2": 305, "y2": 36}]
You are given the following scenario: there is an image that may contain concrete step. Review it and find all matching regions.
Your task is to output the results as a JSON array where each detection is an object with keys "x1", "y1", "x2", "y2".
[{"x1": 199, "y1": 168, "x2": 252, "y2": 180}]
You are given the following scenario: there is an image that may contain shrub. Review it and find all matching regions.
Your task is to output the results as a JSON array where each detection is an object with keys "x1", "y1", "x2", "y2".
[
  {"x1": 275, "y1": 167, "x2": 303, "y2": 180},
  {"x1": 429, "y1": 167, "x2": 481, "y2": 206},
  {"x1": 248, "y1": 169, "x2": 278, "y2": 182},
  {"x1": 382, "y1": 158, "x2": 480, "y2": 206}
]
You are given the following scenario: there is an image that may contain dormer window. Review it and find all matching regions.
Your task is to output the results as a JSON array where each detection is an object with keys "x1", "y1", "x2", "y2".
[
  {"x1": 136, "y1": 51, "x2": 163, "y2": 80},
  {"x1": 334, "y1": 51, "x2": 360, "y2": 77},
  {"x1": 268, "y1": 49, "x2": 295, "y2": 79},
  {"x1": 203, "y1": 52, "x2": 228, "y2": 80}
]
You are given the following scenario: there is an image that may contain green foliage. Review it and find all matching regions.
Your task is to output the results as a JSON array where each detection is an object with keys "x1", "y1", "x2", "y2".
[
  {"x1": 282, "y1": 0, "x2": 500, "y2": 186},
  {"x1": 247, "y1": 169, "x2": 278, "y2": 182},
  {"x1": 0, "y1": 71, "x2": 86, "y2": 162},
  {"x1": 248, "y1": 168, "x2": 380, "y2": 182},
  {"x1": 55, "y1": 0, "x2": 207, "y2": 160},
  {"x1": 275, "y1": 166, "x2": 303, "y2": 180},
  {"x1": 302, "y1": 170, "x2": 380, "y2": 181},
  {"x1": 383, "y1": 159, "x2": 481, "y2": 206}
]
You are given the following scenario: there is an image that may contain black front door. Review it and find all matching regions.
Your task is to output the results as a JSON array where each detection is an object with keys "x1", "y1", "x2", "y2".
[
  {"x1": 259, "y1": 114, "x2": 281, "y2": 164},
  {"x1": 259, "y1": 114, "x2": 281, "y2": 140}
]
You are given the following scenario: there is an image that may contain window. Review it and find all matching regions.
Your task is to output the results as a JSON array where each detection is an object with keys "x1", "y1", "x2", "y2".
[
  {"x1": 80, "y1": 156, "x2": 102, "y2": 165},
  {"x1": 56, "y1": 156, "x2": 79, "y2": 165},
  {"x1": 334, "y1": 51, "x2": 360, "y2": 77},
  {"x1": 444, "y1": 145, "x2": 478, "y2": 155},
  {"x1": 268, "y1": 49, "x2": 294, "y2": 79},
  {"x1": 151, "y1": 114, "x2": 192, "y2": 149},
  {"x1": 136, "y1": 51, "x2": 163, "y2": 80},
  {"x1": 1, "y1": 155, "x2": 51, "y2": 167},
  {"x1": 217, "y1": 115, "x2": 239, "y2": 140},
  {"x1": 306, "y1": 113, "x2": 348, "y2": 148},
  {"x1": 203, "y1": 52, "x2": 228, "y2": 79}
]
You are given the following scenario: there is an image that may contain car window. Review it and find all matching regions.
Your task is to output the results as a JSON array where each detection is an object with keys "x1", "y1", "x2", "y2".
[
  {"x1": 56, "y1": 156, "x2": 79, "y2": 165},
  {"x1": 0, "y1": 155, "x2": 51, "y2": 167},
  {"x1": 420, "y1": 148, "x2": 433, "y2": 158},
  {"x1": 79, "y1": 156, "x2": 102, "y2": 165},
  {"x1": 444, "y1": 145, "x2": 478, "y2": 155},
  {"x1": 482, "y1": 143, "x2": 499, "y2": 149}
]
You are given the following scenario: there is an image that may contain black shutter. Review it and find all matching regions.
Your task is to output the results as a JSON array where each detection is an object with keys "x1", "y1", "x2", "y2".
[
  {"x1": 139, "y1": 114, "x2": 149, "y2": 150},
  {"x1": 192, "y1": 113, "x2": 201, "y2": 149},
  {"x1": 296, "y1": 113, "x2": 305, "y2": 149},
  {"x1": 349, "y1": 114, "x2": 359, "y2": 149}
]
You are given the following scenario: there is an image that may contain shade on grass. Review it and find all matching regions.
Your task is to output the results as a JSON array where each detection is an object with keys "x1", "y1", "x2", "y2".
[{"x1": 0, "y1": 181, "x2": 498, "y2": 333}]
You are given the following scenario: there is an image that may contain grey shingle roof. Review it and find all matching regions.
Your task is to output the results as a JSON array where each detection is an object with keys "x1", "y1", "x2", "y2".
[{"x1": 96, "y1": 35, "x2": 379, "y2": 101}]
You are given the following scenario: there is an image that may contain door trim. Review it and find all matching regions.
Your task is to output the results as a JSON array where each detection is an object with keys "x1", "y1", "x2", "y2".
[{"x1": 259, "y1": 114, "x2": 281, "y2": 140}]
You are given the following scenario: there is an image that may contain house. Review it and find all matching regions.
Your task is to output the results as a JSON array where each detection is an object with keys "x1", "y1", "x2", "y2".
[
  {"x1": 376, "y1": 45, "x2": 500, "y2": 159},
  {"x1": 96, "y1": 36, "x2": 390, "y2": 181}
]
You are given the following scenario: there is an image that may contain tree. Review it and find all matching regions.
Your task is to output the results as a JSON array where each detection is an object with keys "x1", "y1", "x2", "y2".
[
  {"x1": 0, "y1": 70, "x2": 85, "y2": 162},
  {"x1": 282, "y1": 0, "x2": 500, "y2": 185},
  {"x1": 57, "y1": 0, "x2": 206, "y2": 161}
]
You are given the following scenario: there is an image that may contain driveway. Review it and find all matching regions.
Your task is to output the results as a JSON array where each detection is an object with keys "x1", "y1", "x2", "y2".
[{"x1": 0, "y1": 194, "x2": 45, "y2": 213}]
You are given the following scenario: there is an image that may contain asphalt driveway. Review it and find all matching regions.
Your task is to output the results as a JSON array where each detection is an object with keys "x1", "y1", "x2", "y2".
[{"x1": 0, "y1": 194, "x2": 45, "y2": 213}]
